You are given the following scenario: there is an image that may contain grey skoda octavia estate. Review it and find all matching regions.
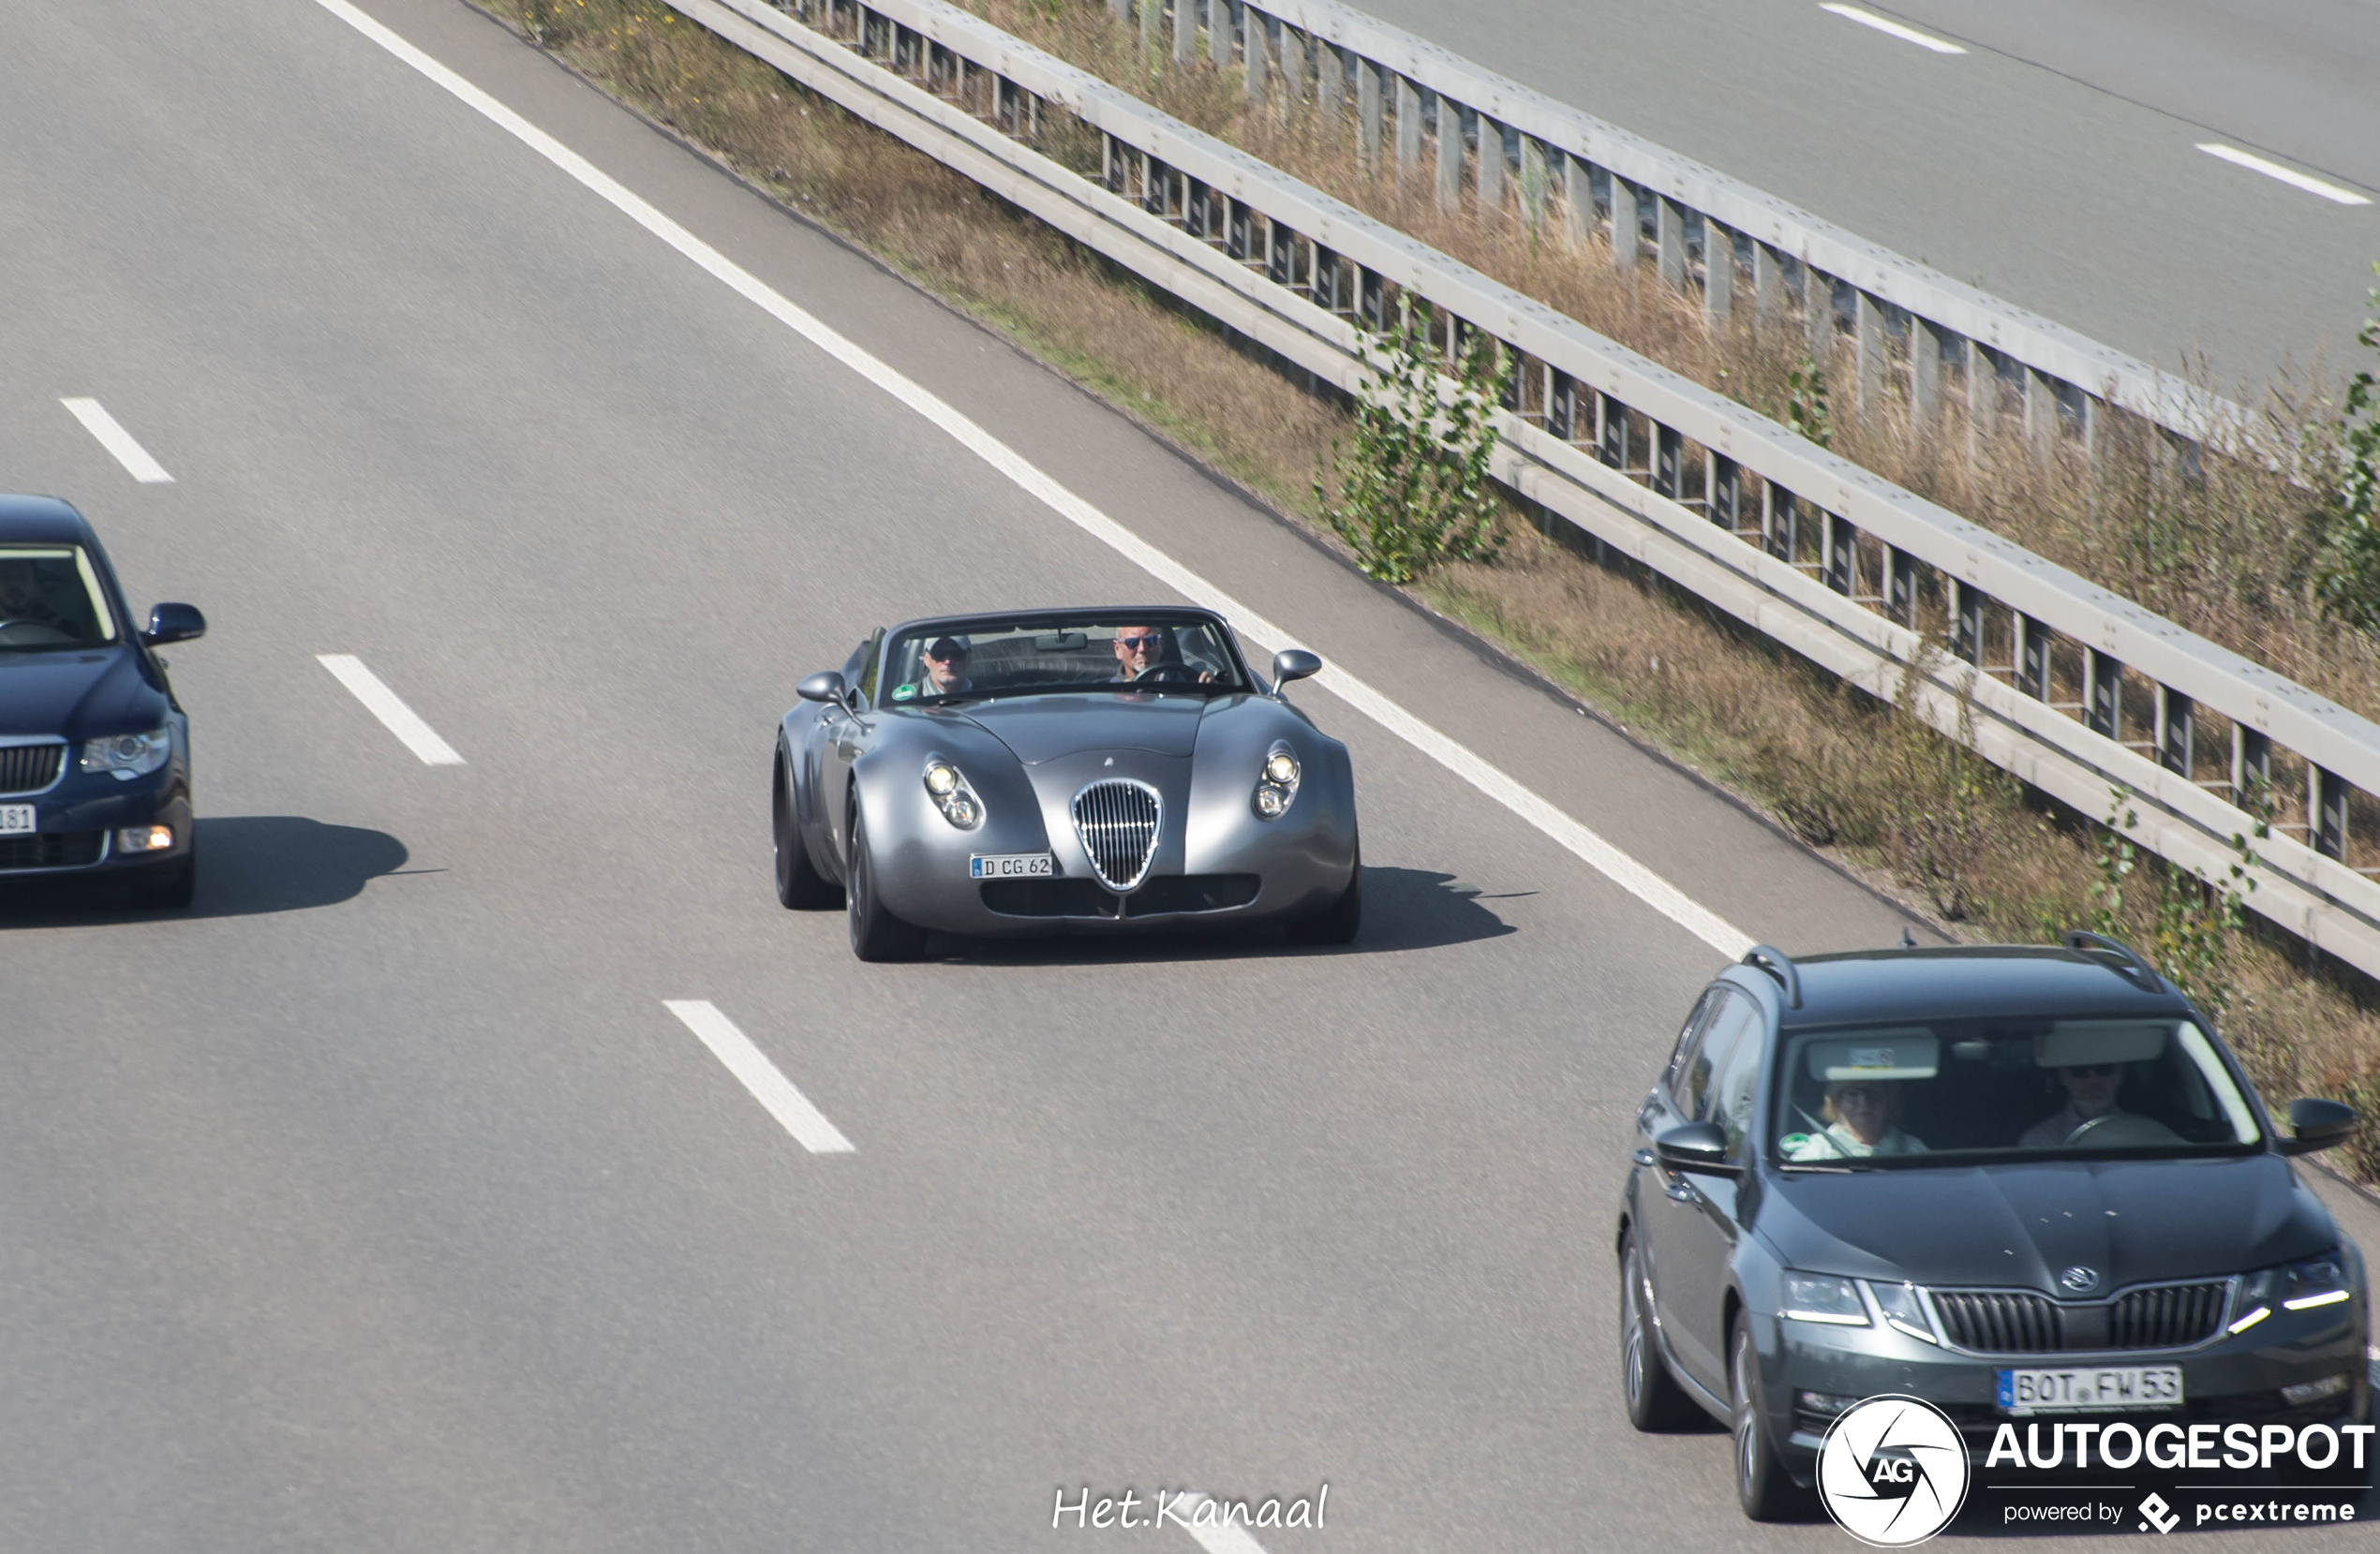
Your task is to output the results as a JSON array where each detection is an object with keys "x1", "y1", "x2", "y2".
[{"x1": 1617, "y1": 934, "x2": 2370, "y2": 1520}]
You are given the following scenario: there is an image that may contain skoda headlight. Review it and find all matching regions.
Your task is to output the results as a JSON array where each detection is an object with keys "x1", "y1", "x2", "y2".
[
  {"x1": 2232, "y1": 1249, "x2": 2355, "y2": 1335},
  {"x1": 1865, "y1": 1280, "x2": 1940, "y2": 1344},
  {"x1": 81, "y1": 725, "x2": 171, "y2": 780},
  {"x1": 1252, "y1": 741, "x2": 1302, "y2": 820},
  {"x1": 921, "y1": 757, "x2": 983, "y2": 830},
  {"x1": 1780, "y1": 1271, "x2": 1869, "y2": 1326}
]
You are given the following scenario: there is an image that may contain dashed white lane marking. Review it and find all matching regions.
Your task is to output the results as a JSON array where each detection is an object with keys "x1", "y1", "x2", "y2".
[
  {"x1": 309, "y1": 0, "x2": 1755, "y2": 960},
  {"x1": 664, "y1": 1000, "x2": 855, "y2": 1154},
  {"x1": 1179, "y1": 1495, "x2": 1275, "y2": 1553},
  {"x1": 316, "y1": 654, "x2": 467, "y2": 765},
  {"x1": 1819, "y1": 4, "x2": 1967, "y2": 53},
  {"x1": 2196, "y1": 144, "x2": 2372, "y2": 206},
  {"x1": 60, "y1": 398, "x2": 173, "y2": 482}
]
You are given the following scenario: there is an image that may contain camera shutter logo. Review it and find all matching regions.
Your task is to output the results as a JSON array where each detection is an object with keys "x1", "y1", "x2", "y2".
[{"x1": 1816, "y1": 1395, "x2": 1971, "y2": 1547}]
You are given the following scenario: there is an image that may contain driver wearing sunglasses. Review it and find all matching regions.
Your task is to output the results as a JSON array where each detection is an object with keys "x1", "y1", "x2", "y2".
[
  {"x1": 2018, "y1": 1061, "x2": 2164, "y2": 1147},
  {"x1": 1110, "y1": 625, "x2": 1213, "y2": 685}
]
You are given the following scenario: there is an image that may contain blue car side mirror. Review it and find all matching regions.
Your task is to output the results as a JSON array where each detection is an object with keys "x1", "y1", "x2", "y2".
[{"x1": 141, "y1": 602, "x2": 205, "y2": 646}]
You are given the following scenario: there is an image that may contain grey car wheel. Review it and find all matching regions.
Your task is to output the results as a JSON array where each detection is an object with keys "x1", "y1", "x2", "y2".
[
  {"x1": 1619, "y1": 1233, "x2": 1701, "y2": 1431},
  {"x1": 1731, "y1": 1314, "x2": 1811, "y2": 1522},
  {"x1": 1285, "y1": 835, "x2": 1361, "y2": 945},
  {"x1": 846, "y1": 804, "x2": 927, "y2": 962},
  {"x1": 773, "y1": 756, "x2": 841, "y2": 910}
]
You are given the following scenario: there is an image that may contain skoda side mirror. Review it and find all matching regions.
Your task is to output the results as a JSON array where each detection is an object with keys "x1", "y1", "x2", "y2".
[
  {"x1": 796, "y1": 671, "x2": 847, "y2": 704},
  {"x1": 1654, "y1": 1121, "x2": 1740, "y2": 1177},
  {"x1": 2279, "y1": 1098, "x2": 2358, "y2": 1157},
  {"x1": 141, "y1": 602, "x2": 206, "y2": 646},
  {"x1": 1272, "y1": 648, "x2": 1322, "y2": 688}
]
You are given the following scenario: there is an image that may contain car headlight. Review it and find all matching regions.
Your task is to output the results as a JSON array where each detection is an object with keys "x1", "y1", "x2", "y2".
[
  {"x1": 2232, "y1": 1250, "x2": 2355, "y2": 1334},
  {"x1": 1252, "y1": 742, "x2": 1301, "y2": 820},
  {"x1": 81, "y1": 725, "x2": 171, "y2": 780},
  {"x1": 1865, "y1": 1280, "x2": 1941, "y2": 1344},
  {"x1": 921, "y1": 757, "x2": 983, "y2": 830},
  {"x1": 1781, "y1": 1271, "x2": 1869, "y2": 1326}
]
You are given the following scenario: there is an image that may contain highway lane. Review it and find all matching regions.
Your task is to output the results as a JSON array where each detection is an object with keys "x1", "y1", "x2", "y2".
[
  {"x1": 1340, "y1": 0, "x2": 2380, "y2": 395},
  {"x1": 0, "y1": 1, "x2": 2370, "y2": 1549}
]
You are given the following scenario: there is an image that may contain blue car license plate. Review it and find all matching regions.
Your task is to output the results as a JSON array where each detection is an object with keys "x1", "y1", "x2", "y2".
[{"x1": 971, "y1": 852, "x2": 1053, "y2": 879}]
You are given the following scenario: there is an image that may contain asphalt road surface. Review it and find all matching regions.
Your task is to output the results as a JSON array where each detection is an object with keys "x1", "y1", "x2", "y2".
[
  {"x1": 2, "y1": 2, "x2": 2374, "y2": 1549},
  {"x1": 1346, "y1": 0, "x2": 2380, "y2": 395}
]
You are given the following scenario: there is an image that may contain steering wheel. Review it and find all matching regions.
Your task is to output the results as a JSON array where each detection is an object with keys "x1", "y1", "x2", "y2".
[{"x1": 1131, "y1": 663, "x2": 1197, "y2": 685}]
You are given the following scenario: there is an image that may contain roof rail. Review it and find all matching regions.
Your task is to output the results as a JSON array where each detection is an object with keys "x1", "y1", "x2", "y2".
[
  {"x1": 1741, "y1": 945, "x2": 1801, "y2": 1009},
  {"x1": 2060, "y1": 930, "x2": 2164, "y2": 993}
]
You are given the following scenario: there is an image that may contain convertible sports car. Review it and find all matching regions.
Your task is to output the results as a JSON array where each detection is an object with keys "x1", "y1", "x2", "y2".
[{"x1": 771, "y1": 607, "x2": 1360, "y2": 959}]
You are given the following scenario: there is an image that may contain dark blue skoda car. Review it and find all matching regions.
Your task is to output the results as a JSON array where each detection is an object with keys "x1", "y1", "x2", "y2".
[{"x1": 0, "y1": 495, "x2": 205, "y2": 905}]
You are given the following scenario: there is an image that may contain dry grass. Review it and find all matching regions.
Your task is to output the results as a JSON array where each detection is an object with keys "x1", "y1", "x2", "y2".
[{"x1": 483, "y1": 0, "x2": 2380, "y2": 1180}]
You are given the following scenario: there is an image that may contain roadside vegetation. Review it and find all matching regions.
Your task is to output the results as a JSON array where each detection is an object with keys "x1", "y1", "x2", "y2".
[{"x1": 486, "y1": 0, "x2": 2380, "y2": 1184}]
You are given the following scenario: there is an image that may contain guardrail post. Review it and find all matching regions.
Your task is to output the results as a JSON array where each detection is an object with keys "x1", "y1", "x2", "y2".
[
  {"x1": 1709, "y1": 452, "x2": 1741, "y2": 528},
  {"x1": 1753, "y1": 243, "x2": 1784, "y2": 329},
  {"x1": 1434, "y1": 99, "x2": 1463, "y2": 211},
  {"x1": 1212, "y1": 0, "x2": 1234, "y2": 67},
  {"x1": 1358, "y1": 59, "x2": 1382, "y2": 170},
  {"x1": 1968, "y1": 343, "x2": 1998, "y2": 459},
  {"x1": 1141, "y1": 0, "x2": 1159, "y2": 55},
  {"x1": 1653, "y1": 423, "x2": 1681, "y2": 496},
  {"x1": 2085, "y1": 648, "x2": 2121, "y2": 740},
  {"x1": 1887, "y1": 546, "x2": 1915, "y2": 627},
  {"x1": 1244, "y1": 10, "x2": 1269, "y2": 100},
  {"x1": 1950, "y1": 577, "x2": 1981, "y2": 663},
  {"x1": 2025, "y1": 367, "x2": 2059, "y2": 463},
  {"x1": 1109, "y1": 0, "x2": 1129, "y2": 21},
  {"x1": 1478, "y1": 116, "x2": 1506, "y2": 214},
  {"x1": 1548, "y1": 372, "x2": 1575, "y2": 440},
  {"x1": 1765, "y1": 486, "x2": 1795, "y2": 561},
  {"x1": 1596, "y1": 391, "x2": 1628, "y2": 470},
  {"x1": 1855, "y1": 290, "x2": 1885, "y2": 418},
  {"x1": 1656, "y1": 197, "x2": 1686, "y2": 290},
  {"x1": 1804, "y1": 266, "x2": 1833, "y2": 361},
  {"x1": 2015, "y1": 614, "x2": 2046, "y2": 697},
  {"x1": 2156, "y1": 687, "x2": 2194, "y2": 777},
  {"x1": 1173, "y1": 0, "x2": 1195, "y2": 64},
  {"x1": 1521, "y1": 138, "x2": 1550, "y2": 230},
  {"x1": 1824, "y1": 512, "x2": 1854, "y2": 595},
  {"x1": 1395, "y1": 77, "x2": 1422, "y2": 171},
  {"x1": 1562, "y1": 155, "x2": 1592, "y2": 248},
  {"x1": 1911, "y1": 319, "x2": 1942, "y2": 424},
  {"x1": 1313, "y1": 37, "x2": 1336, "y2": 118},
  {"x1": 2313, "y1": 766, "x2": 2348, "y2": 861},
  {"x1": 1609, "y1": 178, "x2": 1638, "y2": 272},
  {"x1": 2233, "y1": 724, "x2": 2271, "y2": 809},
  {"x1": 1703, "y1": 221, "x2": 1733, "y2": 327}
]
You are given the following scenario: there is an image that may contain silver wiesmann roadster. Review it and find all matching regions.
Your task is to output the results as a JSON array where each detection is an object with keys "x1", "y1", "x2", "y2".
[{"x1": 772, "y1": 607, "x2": 1361, "y2": 960}]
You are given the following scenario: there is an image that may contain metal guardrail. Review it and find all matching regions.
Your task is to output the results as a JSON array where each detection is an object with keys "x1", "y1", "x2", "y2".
[{"x1": 669, "y1": 0, "x2": 2380, "y2": 980}]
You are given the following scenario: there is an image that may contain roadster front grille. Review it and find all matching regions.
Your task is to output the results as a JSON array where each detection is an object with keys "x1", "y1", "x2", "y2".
[
  {"x1": 1071, "y1": 778, "x2": 1160, "y2": 892},
  {"x1": 0, "y1": 742, "x2": 65, "y2": 795}
]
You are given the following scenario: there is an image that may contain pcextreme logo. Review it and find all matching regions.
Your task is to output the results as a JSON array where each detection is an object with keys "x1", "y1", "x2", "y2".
[{"x1": 1816, "y1": 1395, "x2": 1972, "y2": 1547}]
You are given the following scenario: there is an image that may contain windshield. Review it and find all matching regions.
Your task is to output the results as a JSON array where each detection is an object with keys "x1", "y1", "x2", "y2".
[
  {"x1": 881, "y1": 615, "x2": 1249, "y2": 704},
  {"x1": 1772, "y1": 1016, "x2": 2262, "y2": 1167},
  {"x1": 0, "y1": 546, "x2": 117, "y2": 651}
]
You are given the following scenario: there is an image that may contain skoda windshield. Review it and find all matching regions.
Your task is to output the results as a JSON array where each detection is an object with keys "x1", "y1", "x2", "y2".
[
  {"x1": 0, "y1": 546, "x2": 118, "y2": 651},
  {"x1": 1769, "y1": 1016, "x2": 2264, "y2": 1167},
  {"x1": 881, "y1": 614, "x2": 1250, "y2": 705}
]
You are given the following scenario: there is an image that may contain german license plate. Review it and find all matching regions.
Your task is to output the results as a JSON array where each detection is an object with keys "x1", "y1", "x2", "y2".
[
  {"x1": 1999, "y1": 1365, "x2": 2183, "y2": 1413},
  {"x1": 970, "y1": 852, "x2": 1052, "y2": 879},
  {"x1": 0, "y1": 805, "x2": 31, "y2": 836}
]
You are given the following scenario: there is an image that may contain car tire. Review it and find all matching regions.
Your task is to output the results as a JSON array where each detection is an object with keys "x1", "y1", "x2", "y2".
[
  {"x1": 1619, "y1": 1233, "x2": 1702, "y2": 1432},
  {"x1": 1731, "y1": 1313, "x2": 1813, "y2": 1522},
  {"x1": 846, "y1": 805, "x2": 927, "y2": 962},
  {"x1": 773, "y1": 756, "x2": 842, "y2": 910},
  {"x1": 130, "y1": 845, "x2": 196, "y2": 910},
  {"x1": 1285, "y1": 836, "x2": 1361, "y2": 946}
]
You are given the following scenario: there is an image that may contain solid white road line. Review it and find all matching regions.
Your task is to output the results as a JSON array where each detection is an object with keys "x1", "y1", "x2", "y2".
[
  {"x1": 309, "y1": 0, "x2": 1756, "y2": 960},
  {"x1": 60, "y1": 398, "x2": 174, "y2": 482},
  {"x1": 1179, "y1": 1496, "x2": 1274, "y2": 1553},
  {"x1": 1819, "y1": 4, "x2": 1966, "y2": 54},
  {"x1": 2196, "y1": 144, "x2": 2372, "y2": 206},
  {"x1": 663, "y1": 999, "x2": 855, "y2": 1153},
  {"x1": 316, "y1": 654, "x2": 467, "y2": 765}
]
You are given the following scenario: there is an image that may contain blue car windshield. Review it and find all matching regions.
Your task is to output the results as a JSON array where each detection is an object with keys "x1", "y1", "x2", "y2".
[
  {"x1": 1771, "y1": 1016, "x2": 2263, "y2": 1167},
  {"x1": 881, "y1": 617, "x2": 1248, "y2": 703},
  {"x1": 0, "y1": 547, "x2": 117, "y2": 651}
]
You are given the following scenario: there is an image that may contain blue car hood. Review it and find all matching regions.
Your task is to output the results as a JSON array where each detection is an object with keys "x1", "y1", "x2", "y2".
[
  {"x1": 955, "y1": 694, "x2": 1207, "y2": 763},
  {"x1": 0, "y1": 647, "x2": 163, "y2": 740},
  {"x1": 1753, "y1": 1154, "x2": 2333, "y2": 1294}
]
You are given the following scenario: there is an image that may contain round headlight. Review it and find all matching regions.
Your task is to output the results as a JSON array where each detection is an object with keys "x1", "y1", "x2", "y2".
[
  {"x1": 1255, "y1": 784, "x2": 1288, "y2": 818},
  {"x1": 1264, "y1": 750, "x2": 1300, "y2": 785},
  {"x1": 924, "y1": 762, "x2": 959, "y2": 795},
  {"x1": 947, "y1": 795, "x2": 980, "y2": 827}
]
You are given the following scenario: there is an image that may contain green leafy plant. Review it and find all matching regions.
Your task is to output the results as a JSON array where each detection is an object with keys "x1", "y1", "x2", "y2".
[
  {"x1": 1883, "y1": 642, "x2": 2011, "y2": 921},
  {"x1": 2089, "y1": 785, "x2": 2265, "y2": 1027},
  {"x1": 1316, "y1": 297, "x2": 1512, "y2": 584},
  {"x1": 2314, "y1": 260, "x2": 2380, "y2": 633},
  {"x1": 1785, "y1": 360, "x2": 1831, "y2": 451}
]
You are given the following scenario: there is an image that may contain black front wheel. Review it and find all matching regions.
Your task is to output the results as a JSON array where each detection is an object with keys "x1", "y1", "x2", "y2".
[
  {"x1": 1285, "y1": 836, "x2": 1361, "y2": 946},
  {"x1": 773, "y1": 757, "x2": 841, "y2": 910},
  {"x1": 128, "y1": 845, "x2": 196, "y2": 910},
  {"x1": 846, "y1": 806, "x2": 927, "y2": 962}
]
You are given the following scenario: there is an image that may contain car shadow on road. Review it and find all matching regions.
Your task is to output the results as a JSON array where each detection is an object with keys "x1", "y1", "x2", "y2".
[
  {"x1": 0, "y1": 815, "x2": 409, "y2": 925},
  {"x1": 931, "y1": 865, "x2": 1517, "y2": 967}
]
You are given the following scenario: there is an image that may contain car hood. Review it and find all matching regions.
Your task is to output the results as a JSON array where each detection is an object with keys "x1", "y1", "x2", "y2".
[
  {"x1": 954, "y1": 694, "x2": 1208, "y2": 762},
  {"x1": 0, "y1": 646, "x2": 161, "y2": 740},
  {"x1": 1753, "y1": 1154, "x2": 2334, "y2": 1294}
]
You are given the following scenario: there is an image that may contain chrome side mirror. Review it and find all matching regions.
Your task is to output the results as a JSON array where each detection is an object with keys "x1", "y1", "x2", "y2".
[{"x1": 796, "y1": 671, "x2": 847, "y2": 704}]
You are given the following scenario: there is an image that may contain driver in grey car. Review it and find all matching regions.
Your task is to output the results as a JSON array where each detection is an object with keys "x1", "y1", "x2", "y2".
[
  {"x1": 2018, "y1": 1062, "x2": 2180, "y2": 1147},
  {"x1": 1111, "y1": 624, "x2": 1212, "y2": 684}
]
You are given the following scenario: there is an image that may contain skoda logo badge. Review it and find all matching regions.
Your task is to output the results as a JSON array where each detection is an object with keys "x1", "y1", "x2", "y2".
[
  {"x1": 2059, "y1": 1265, "x2": 2100, "y2": 1294},
  {"x1": 1816, "y1": 1395, "x2": 1971, "y2": 1546}
]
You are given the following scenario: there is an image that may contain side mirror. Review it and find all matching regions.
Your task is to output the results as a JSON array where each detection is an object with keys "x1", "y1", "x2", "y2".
[
  {"x1": 796, "y1": 671, "x2": 848, "y2": 704},
  {"x1": 1272, "y1": 648, "x2": 1322, "y2": 688},
  {"x1": 2278, "y1": 1097, "x2": 2358, "y2": 1157},
  {"x1": 141, "y1": 602, "x2": 206, "y2": 646},
  {"x1": 1654, "y1": 1121, "x2": 1740, "y2": 1177}
]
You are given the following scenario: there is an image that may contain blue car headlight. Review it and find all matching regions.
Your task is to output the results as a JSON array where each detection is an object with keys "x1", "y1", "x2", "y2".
[
  {"x1": 922, "y1": 757, "x2": 984, "y2": 830},
  {"x1": 80, "y1": 725, "x2": 171, "y2": 780},
  {"x1": 2231, "y1": 1249, "x2": 2355, "y2": 1335}
]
